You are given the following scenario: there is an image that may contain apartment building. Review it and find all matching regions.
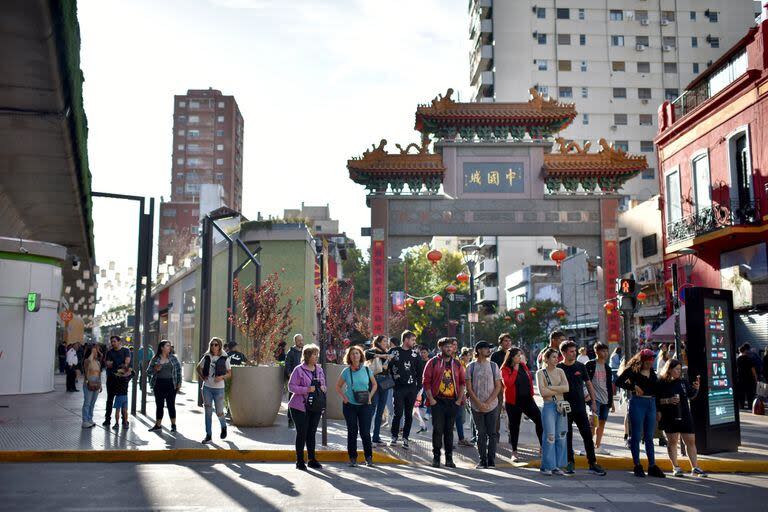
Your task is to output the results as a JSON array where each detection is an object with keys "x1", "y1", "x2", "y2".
[{"x1": 469, "y1": 0, "x2": 759, "y2": 202}]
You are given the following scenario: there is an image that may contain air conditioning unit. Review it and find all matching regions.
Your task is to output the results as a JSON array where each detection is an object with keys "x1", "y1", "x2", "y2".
[
  {"x1": 640, "y1": 18, "x2": 650, "y2": 26},
  {"x1": 532, "y1": 5, "x2": 538, "y2": 13},
  {"x1": 641, "y1": 99, "x2": 649, "y2": 104},
  {"x1": 532, "y1": 30, "x2": 539, "y2": 39},
  {"x1": 609, "y1": 125, "x2": 617, "y2": 131},
  {"x1": 660, "y1": 19, "x2": 670, "y2": 26},
  {"x1": 662, "y1": 45, "x2": 673, "y2": 52},
  {"x1": 637, "y1": 267, "x2": 657, "y2": 284},
  {"x1": 636, "y1": 44, "x2": 647, "y2": 51}
]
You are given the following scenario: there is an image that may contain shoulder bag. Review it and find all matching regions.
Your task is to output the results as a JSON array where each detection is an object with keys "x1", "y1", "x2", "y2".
[
  {"x1": 303, "y1": 368, "x2": 326, "y2": 413},
  {"x1": 352, "y1": 367, "x2": 371, "y2": 404},
  {"x1": 543, "y1": 369, "x2": 571, "y2": 416}
]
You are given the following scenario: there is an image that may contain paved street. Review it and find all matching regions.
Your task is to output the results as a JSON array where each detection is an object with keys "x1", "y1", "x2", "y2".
[{"x1": 4, "y1": 460, "x2": 768, "y2": 511}]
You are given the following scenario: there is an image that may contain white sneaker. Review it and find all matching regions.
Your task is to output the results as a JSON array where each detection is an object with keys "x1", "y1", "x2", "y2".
[
  {"x1": 576, "y1": 450, "x2": 586, "y2": 456},
  {"x1": 673, "y1": 466, "x2": 684, "y2": 477},
  {"x1": 596, "y1": 447, "x2": 611, "y2": 455},
  {"x1": 691, "y1": 467, "x2": 708, "y2": 478},
  {"x1": 81, "y1": 421, "x2": 92, "y2": 429}
]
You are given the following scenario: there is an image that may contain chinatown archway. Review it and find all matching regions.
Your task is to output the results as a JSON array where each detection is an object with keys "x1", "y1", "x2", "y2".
[{"x1": 347, "y1": 89, "x2": 647, "y2": 345}]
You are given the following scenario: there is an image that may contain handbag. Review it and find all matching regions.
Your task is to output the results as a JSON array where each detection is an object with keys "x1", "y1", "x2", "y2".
[
  {"x1": 303, "y1": 368, "x2": 326, "y2": 413},
  {"x1": 543, "y1": 369, "x2": 571, "y2": 416},
  {"x1": 87, "y1": 379, "x2": 101, "y2": 392},
  {"x1": 352, "y1": 367, "x2": 371, "y2": 404},
  {"x1": 376, "y1": 373, "x2": 395, "y2": 391}
]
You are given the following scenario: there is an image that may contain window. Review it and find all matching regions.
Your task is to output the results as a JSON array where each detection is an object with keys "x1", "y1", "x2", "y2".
[
  {"x1": 217, "y1": 115, "x2": 224, "y2": 122},
  {"x1": 177, "y1": 129, "x2": 185, "y2": 136},
  {"x1": 664, "y1": 62, "x2": 678, "y2": 73},
  {"x1": 611, "y1": 35, "x2": 624, "y2": 46},
  {"x1": 216, "y1": 158, "x2": 224, "y2": 165},
  {"x1": 578, "y1": 8, "x2": 585, "y2": 20},
  {"x1": 188, "y1": 129, "x2": 199, "y2": 138},
  {"x1": 609, "y1": 10, "x2": 623, "y2": 21},
  {"x1": 582, "y1": 113, "x2": 589, "y2": 125},
  {"x1": 188, "y1": 115, "x2": 199, "y2": 123},
  {"x1": 638, "y1": 88, "x2": 652, "y2": 99},
  {"x1": 537, "y1": 85, "x2": 549, "y2": 96},
  {"x1": 710, "y1": 37, "x2": 720, "y2": 48},
  {"x1": 640, "y1": 141, "x2": 654, "y2": 152},
  {"x1": 614, "y1": 113, "x2": 628, "y2": 125},
  {"x1": 642, "y1": 234, "x2": 658, "y2": 258},
  {"x1": 665, "y1": 169, "x2": 682, "y2": 222},
  {"x1": 691, "y1": 36, "x2": 698, "y2": 48},
  {"x1": 642, "y1": 168, "x2": 656, "y2": 180},
  {"x1": 559, "y1": 86, "x2": 573, "y2": 98},
  {"x1": 558, "y1": 60, "x2": 572, "y2": 71},
  {"x1": 174, "y1": 186, "x2": 183, "y2": 195},
  {"x1": 537, "y1": 7, "x2": 545, "y2": 18},
  {"x1": 661, "y1": 11, "x2": 675, "y2": 22},
  {"x1": 556, "y1": 8, "x2": 569, "y2": 19},
  {"x1": 189, "y1": 101, "x2": 200, "y2": 109},
  {"x1": 217, "y1": 101, "x2": 225, "y2": 108},
  {"x1": 692, "y1": 153, "x2": 711, "y2": 211},
  {"x1": 639, "y1": 115, "x2": 653, "y2": 126},
  {"x1": 177, "y1": 115, "x2": 186, "y2": 124},
  {"x1": 216, "y1": 144, "x2": 224, "y2": 151},
  {"x1": 187, "y1": 143, "x2": 199, "y2": 151},
  {"x1": 690, "y1": 11, "x2": 696, "y2": 21},
  {"x1": 162, "y1": 208, "x2": 176, "y2": 217},
  {"x1": 637, "y1": 61, "x2": 650, "y2": 73},
  {"x1": 619, "y1": 238, "x2": 632, "y2": 275},
  {"x1": 187, "y1": 157, "x2": 201, "y2": 166},
  {"x1": 215, "y1": 172, "x2": 224, "y2": 182},
  {"x1": 184, "y1": 183, "x2": 200, "y2": 195},
  {"x1": 176, "y1": 158, "x2": 184, "y2": 165},
  {"x1": 707, "y1": 11, "x2": 719, "y2": 23},
  {"x1": 162, "y1": 228, "x2": 176, "y2": 236},
  {"x1": 558, "y1": 34, "x2": 571, "y2": 45},
  {"x1": 581, "y1": 87, "x2": 588, "y2": 98},
  {"x1": 538, "y1": 33, "x2": 547, "y2": 45},
  {"x1": 636, "y1": 35, "x2": 649, "y2": 46},
  {"x1": 665, "y1": 88, "x2": 679, "y2": 101},
  {"x1": 580, "y1": 61, "x2": 587, "y2": 72},
  {"x1": 663, "y1": 36, "x2": 676, "y2": 48},
  {"x1": 692, "y1": 63, "x2": 699, "y2": 74},
  {"x1": 636, "y1": 10, "x2": 648, "y2": 21},
  {"x1": 537, "y1": 60, "x2": 547, "y2": 70},
  {"x1": 579, "y1": 34, "x2": 586, "y2": 46},
  {"x1": 177, "y1": 144, "x2": 184, "y2": 150},
  {"x1": 612, "y1": 61, "x2": 625, "y2": 72},
  {"x1": 190, "y1": 226, "x2": 199, "y2": 235},
  {"x1": 613, "y1": 87, "x2": 627, "y2": 99},
  {"x1": 178, "y1": 101, "x2": 186, "y2": 107},
  {"x1": 614, "y1": 140, "x2": 629, "y2": 152},
  {"x1": 216, "y1": 129, "x2": 225, "y2": 136}
]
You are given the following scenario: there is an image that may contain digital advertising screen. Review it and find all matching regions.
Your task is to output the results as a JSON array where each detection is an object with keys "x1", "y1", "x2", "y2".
[{"x1": 704, "y1": 298, "x2": 736, "y2": 426}]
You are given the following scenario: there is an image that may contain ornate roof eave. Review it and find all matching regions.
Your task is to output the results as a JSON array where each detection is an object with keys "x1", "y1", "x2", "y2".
[{"x1": 347, "y1": 139, "x2": 446, "y2": 193}]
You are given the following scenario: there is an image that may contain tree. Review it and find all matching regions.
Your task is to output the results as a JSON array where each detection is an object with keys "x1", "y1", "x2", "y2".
[
  {"x1": 324, "y1": 279, "x2": 356, "y2": 352},
  {"x1": 342, "y1": 246, "x2": 370, "y2": 310},
  {"x1": 475, "y1": 299, "x2": 565, "y2": 356},
  {"x1": 229, "y1": 273, "x2": 299, "y2": 365}
]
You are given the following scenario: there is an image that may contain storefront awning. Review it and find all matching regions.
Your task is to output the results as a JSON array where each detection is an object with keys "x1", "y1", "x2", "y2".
[
  {"x1": 650, "y1": 308, "x2": 687, "y2": 340},
  {"x1": 636, "y1": 305, "x2": 664, "y2": 318}
]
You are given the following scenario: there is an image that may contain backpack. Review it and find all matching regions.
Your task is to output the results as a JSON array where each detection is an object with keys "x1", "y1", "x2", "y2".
[{"x1": 303, "y1": 367, "x2": 326, "y2": 413}]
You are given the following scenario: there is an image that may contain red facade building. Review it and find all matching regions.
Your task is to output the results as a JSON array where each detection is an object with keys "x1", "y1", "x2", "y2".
[{"x1": 656, "y1": 13, "x2": 768, "y2": 345}]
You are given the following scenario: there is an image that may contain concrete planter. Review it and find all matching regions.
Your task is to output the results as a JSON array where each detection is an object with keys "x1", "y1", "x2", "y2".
[
  {"x1": 323, "y1": 363, "x2": 346, "y2": 420},
  {"x1": 182, "y1": 362, "x2": 196, "y2": 382},
  {"x1": 229, "y1": 365, "x2": 283, "y2": 427}
]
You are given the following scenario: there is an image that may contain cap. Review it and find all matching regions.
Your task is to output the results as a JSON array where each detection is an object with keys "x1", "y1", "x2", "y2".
[
  {"x1": 640, "y1": 349, "x2": 655, "y2": 361},
  {"x1": 474, "y1": 340, "x2": 495, "y2": 352},
  {"x1": 228, "y1": 341, "x2": 239, "y2": 349}
]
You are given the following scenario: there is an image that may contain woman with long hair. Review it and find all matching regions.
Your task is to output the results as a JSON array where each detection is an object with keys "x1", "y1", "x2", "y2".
[
  {"x1": 536, "y1": 348, "x2": 569, "y2": 475},
  {"x1": 147, "y1": 339, "x2": 182, "y2": 432},
  {"x1": 288, "y1": 343, "x2": 326, "y2": 470},
  {"x1": 81, "y1": 344, "x2": 102, "y2": 428},
  {"x1": 501, "y1": 346, "x2": 543, "y2": 462},
  {"x1": 365, "y1": 335, "x2": 393, "y2": 446},
  {"x1": 336, "y1": 345, "x2": 378, "y2": 466},
  {"x1": 616, "y1": 349, "x2": 665, "y2": 478},
  {"x1": 658, "y1": 359, "x2": 707, "y2": 477},
  {"x1": 196, "y1": 337, "x2": 231, "y2": 444}
]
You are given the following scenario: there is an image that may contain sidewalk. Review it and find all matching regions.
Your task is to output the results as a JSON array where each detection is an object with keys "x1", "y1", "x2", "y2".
[{"x1": 1, "y1": 374, "x2": 766, "y2": 472}]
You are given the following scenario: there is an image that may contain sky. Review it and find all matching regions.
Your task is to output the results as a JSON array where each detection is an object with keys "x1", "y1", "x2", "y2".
[{"x1": 79, "y1": 0, "x2": 470, "y2": 294}]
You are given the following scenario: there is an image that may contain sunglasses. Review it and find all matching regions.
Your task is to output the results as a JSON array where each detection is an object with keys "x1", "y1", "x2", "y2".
[{"x1": 212, "y1": 343, "x2": 220, "y2": 347}]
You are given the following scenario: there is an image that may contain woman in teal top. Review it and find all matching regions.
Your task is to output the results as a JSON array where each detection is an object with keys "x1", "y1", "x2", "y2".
[{"x1": 335, "y1": 345, "x2": 378, "y2": 467}]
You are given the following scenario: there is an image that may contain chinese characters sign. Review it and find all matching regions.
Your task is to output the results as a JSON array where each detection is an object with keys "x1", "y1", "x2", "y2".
[
  {"x1": 601, "y1": 199, "x2": 621, "y2": 344},
  {"x1": 371, "y1": 240, "x2": 386, "y2": 335},
  {"x1": 463, "y1": 162, "x2": 524, "y2": 193}
]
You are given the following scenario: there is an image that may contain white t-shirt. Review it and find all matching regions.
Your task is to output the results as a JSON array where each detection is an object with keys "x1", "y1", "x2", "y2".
[
  {"x1": 202, "y1": 354, "x2": 231, "y2": 389},
  {"x1": 577, "y1": 355, "x2": 590, "y2": 365}
]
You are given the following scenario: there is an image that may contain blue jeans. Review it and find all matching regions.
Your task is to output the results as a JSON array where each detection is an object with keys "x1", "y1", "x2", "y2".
[
  {"x1": 202, "y1": 385, "x2": 227, "y2": 436},
  {"x1": 628, "y1": 396, "x2": 656, "y2": 466},
  {"x1": 82, "y1": 385, "x2": 99, "y2": 423},
  {"x1": 541, "y1": 400, "x2": 568, "y2": 471},
  {"x1": 372, "y1": 386, "x2": 392, "y2": 442},
  {"x1": 455, "y1": 403, "x2": 466, "y2": 441}
]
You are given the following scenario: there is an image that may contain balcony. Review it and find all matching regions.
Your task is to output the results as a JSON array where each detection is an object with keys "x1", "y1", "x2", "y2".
[
  {"x1": 477, "y1": 258, "x2": 498, "y2": 277},
  {"x1": 666, "y1": 202, "x2": 762, "y2": 245},
  {"x1": 470, "y1": 44, "x2": 493, "y2": 84},
  {"x1": 476, "y1": 286, "x2": 499, "y2": 304},
  {"x1": 671, "y1": 49, "x2": 747, "y2": 120},
  {"x1": 476, "y1": 236, "x2": 496, "y2": 248}
]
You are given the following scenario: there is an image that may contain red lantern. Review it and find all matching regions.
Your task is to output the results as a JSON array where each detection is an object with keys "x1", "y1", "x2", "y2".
[
  {"x1": 417, "y1": 299, "x2": 426, "y2": 309},
  {"x1": 549, "y1": 249, "x2": 567, "y2": 269},
  {"x1": 432, "y1": 295, "x2": 443, "y2": 306},
  {"x1": 445, "y1": 284, "x2": 458, "y2": 294},
  {"x1": 604, "y1": 302, "x2": 615, "y2": 315},
  {"x1": 504, "y1": 315, "x2": 512, "y2": 322},
  {"x1": 528, "y1": 307, "x2": 538, "y2": 316},
  {"x1": 427, "y1": 249, "x2": 443, "y2": 266},
  {"x1": 556, "y1": 308, "x2": 567, "y2": 319},
  {"x1": 456, "y1": 272, "x2": 469, "y2": 284},
  {"x1": 637, "y1": 291, "x2": 647, "y2": 302},
  {"x1": 405, "y1": 297, "x2": 415, "y2": 307}
]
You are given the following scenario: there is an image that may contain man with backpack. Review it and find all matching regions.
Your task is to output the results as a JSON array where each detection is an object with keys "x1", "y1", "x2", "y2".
[{"x1": 466, "y1": 341, "x2": 502, "y2": 468}]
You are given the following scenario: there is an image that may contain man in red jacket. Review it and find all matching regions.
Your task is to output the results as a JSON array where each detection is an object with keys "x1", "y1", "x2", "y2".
[{"x1": 423, "y1": 337, "x2": 466, "y2": 468}]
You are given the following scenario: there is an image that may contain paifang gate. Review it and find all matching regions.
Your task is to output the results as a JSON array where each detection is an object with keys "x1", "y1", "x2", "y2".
[{"x1": 347, "y1": 88, "x2": 647, "y2": 344}]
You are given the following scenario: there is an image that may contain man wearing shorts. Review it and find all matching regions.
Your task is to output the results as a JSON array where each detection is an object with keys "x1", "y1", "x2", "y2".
[{"x1": 586, "y1": 342, "x2": 614, "y2": 455}]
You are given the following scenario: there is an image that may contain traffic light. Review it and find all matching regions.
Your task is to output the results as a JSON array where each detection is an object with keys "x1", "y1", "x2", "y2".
[{"x1": 616, "y1": 278, "x2": 637, "y2": 312}]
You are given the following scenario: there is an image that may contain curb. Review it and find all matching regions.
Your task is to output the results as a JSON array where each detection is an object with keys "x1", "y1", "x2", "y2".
[
  {"x1": 0, "y1": 449, "x2": 407, "y2": 465},
  {"x1": 498, "y1": 455, "x2": 768, "y2": 474}
]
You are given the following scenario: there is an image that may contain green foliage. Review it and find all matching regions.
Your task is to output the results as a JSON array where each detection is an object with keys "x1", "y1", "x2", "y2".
[
  {"x1": 474, "y1": 299, "x2": 565, "y2": 352},
  {"x1": 342, "y1": 246, "x2": 369, "y2": 310}
]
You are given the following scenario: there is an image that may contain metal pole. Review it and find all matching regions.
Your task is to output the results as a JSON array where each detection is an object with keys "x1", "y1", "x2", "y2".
[
  {"x1": 622, "y1": 309, "x2": 632, "y2": 360},
  {"x1": 671, "y1": 262, "x2": 682, "y2": 361},
  {"x1": 130, "y1": 198, "x2": 145, "y2": 416},
  {"x1": 140, "y1": 198, "x2": 154, "y2": 415},
  {"x1": 468, "y1": 261, "x2": 476, "y2": 346},
  {"x1": 226, "y1": 235, "x2": 234, "y2": 347},
  {"x1": 318, "y1": 244, "x2": 328, "y2": 446},
  {"x1": 198, "y1": 216, "x2": 213, "y2": 406}
]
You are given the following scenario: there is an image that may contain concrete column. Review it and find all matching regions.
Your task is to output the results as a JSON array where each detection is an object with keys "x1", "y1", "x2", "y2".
[
  {"x1": 370, "y1": 197, "x2": 389, "y2": 335},
  {"x1": 599, "y1": 198, "x2": 621, "y2": 346}
]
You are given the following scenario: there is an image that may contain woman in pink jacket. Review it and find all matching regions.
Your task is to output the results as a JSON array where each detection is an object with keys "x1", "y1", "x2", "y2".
[{"x1": 288, "y1": 343, "x2": 327, "y2": 471}]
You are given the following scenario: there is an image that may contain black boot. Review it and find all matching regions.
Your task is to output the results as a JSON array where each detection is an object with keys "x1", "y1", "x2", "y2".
[
  {"x1": 431, "y1": 455, "x2": 441, "y2": 468},
  {"x1": 634, "y1": 464, "x2": 646, "y2": 477},
  {"x1": 444, "y1": 455, "x2": 456, "y2": 468}
]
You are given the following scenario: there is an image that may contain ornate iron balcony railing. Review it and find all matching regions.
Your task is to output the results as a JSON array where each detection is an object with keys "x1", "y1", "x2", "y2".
[{"x1": 666, "y1": 201, "x2": 761, "y2": 245}]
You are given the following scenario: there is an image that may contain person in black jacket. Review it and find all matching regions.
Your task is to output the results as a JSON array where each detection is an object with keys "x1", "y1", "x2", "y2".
[
  {"x1": 196, "y1": 337, "x2": 231, "y2": 444},
  {"x1": 585, "y1": 342, "x2": 614, "y2": 455},
  {"x1": 284, "y1": 334, "x2": 304, "y2": 428},
  {"x1": 388, "y1": 330, "x2": 424, "y2": 449},
  {"x1": 616, "y1": 349, "x2": 665, "y2": 478}
]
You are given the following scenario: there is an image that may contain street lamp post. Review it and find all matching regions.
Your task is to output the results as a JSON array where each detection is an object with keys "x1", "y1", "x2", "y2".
[
  {"x1": 461, "y1": 244, "x2": 480, "y2": 347},
  {"x1": 670, "y1": 248, "x2": 697, "y2": 362}
]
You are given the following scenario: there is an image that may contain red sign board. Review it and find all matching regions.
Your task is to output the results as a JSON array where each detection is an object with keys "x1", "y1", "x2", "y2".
[
  {"x1": 601, "y1": 199, "x2": 621, "y2": 343},
  {"x1": 371, "y1": 240, "x2": 386, "y2": 335}
]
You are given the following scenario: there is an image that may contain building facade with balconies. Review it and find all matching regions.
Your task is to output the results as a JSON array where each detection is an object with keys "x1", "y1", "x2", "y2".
[{"x1": 656, "y1": 12, "x2": 768, "y2": 346}]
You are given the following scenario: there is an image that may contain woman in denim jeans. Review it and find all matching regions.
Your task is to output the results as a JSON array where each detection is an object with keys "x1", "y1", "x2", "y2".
[
  {"x1": 336, "y1": 345, "x2": 378, "y2": 466},
  {"x1": 536, "y1": 348, "x2": 570, "y2": 475},
  {"x1": 365, "y1": 335, "x2": 393, "y2": 446},
  {"x1": 81, "y1": 344, "x2": 102, "y2": 428},
  {"x1": 196, "y1": 337, "x2": 231, "y2": 444}
]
